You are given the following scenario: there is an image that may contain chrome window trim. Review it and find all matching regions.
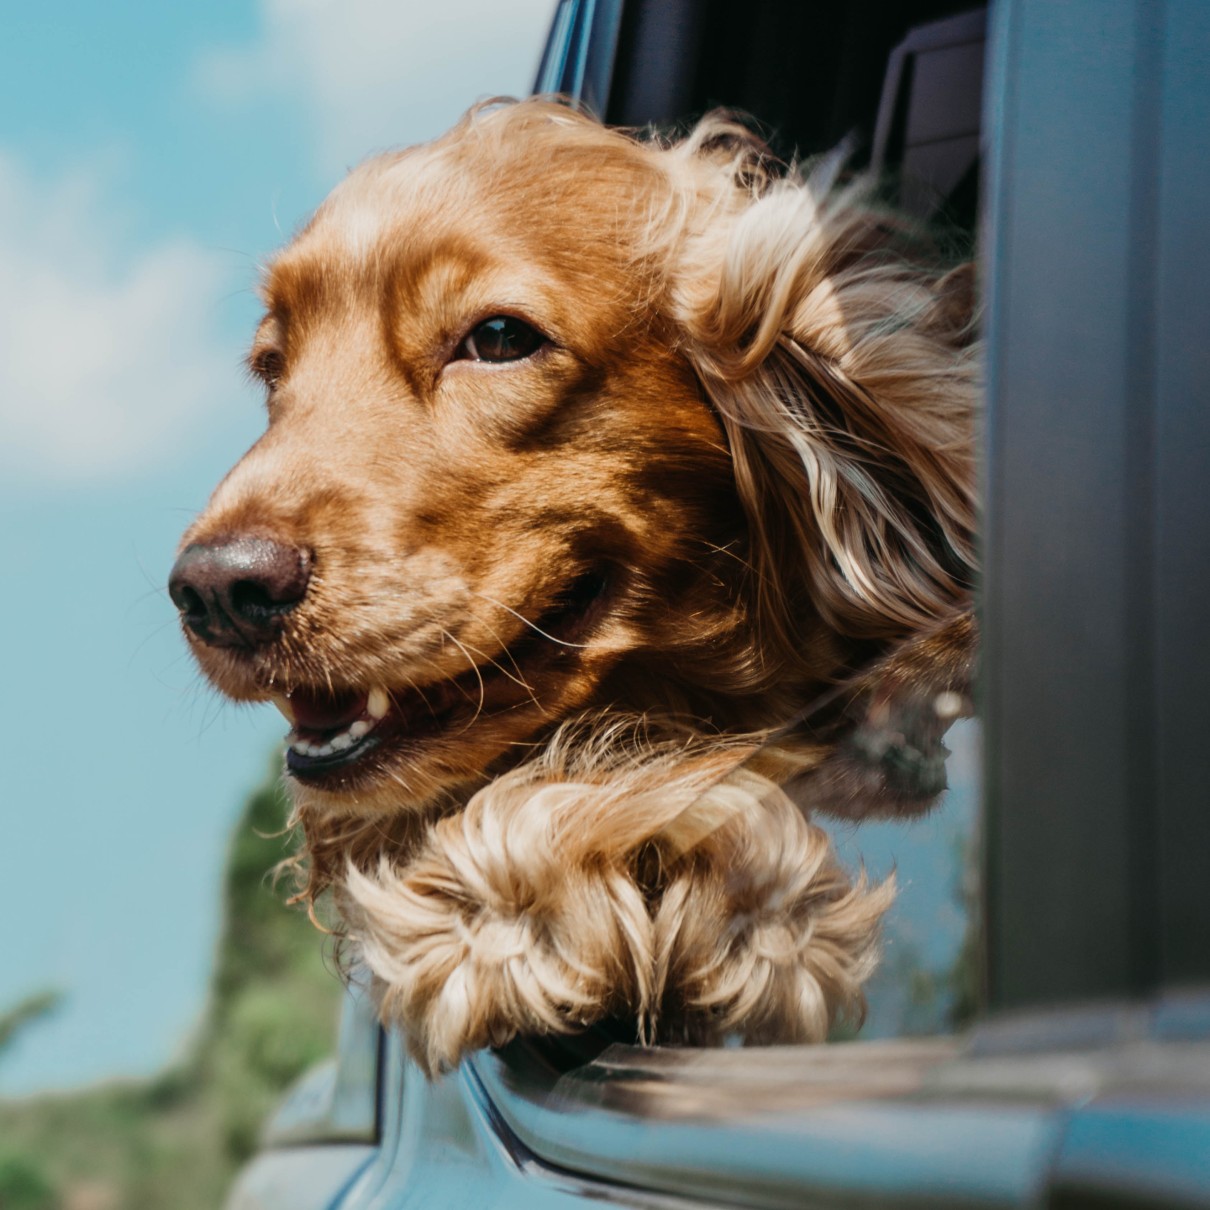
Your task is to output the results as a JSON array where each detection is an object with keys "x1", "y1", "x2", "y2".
[
  {"x1": 470, "y1": 992, "x2": 1210, "y2": 1209},
  {"x1": 532, "y1": 0, "x2": 625, "y2": 117}
]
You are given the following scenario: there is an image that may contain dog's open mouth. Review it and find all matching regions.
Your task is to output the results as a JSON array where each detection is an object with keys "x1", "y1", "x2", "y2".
[{"x1": 276, "y1": 569, "x2": 611, "y2": 784}]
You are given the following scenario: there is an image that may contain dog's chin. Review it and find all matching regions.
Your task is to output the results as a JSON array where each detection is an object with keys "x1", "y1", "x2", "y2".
[{"x1": 204, "y1": 568, "x2": 616, "y2": 813}]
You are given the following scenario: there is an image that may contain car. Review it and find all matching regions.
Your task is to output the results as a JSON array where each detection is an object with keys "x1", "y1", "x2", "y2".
[{"x1": 227, "y1": 2, "x2": 1210, "y2": 1206}]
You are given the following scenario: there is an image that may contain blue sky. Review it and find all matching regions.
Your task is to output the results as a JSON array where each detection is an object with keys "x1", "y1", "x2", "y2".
[{"x1": 0, "y1": 0, "x2": 555, "y2": 1095}]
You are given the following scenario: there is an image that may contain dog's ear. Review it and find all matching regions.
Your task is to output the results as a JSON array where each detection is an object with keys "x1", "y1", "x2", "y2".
[{"x1": 672, "y1": 165, "x2": 979, "y2": 645}]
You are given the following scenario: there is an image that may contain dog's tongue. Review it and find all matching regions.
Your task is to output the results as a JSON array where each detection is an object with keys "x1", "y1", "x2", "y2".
[{"x1": 288, "y1": 687, "x2": 368, "y2": 733}]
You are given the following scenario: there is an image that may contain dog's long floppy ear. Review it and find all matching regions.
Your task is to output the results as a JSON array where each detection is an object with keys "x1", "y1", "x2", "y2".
[{"x1": 671, "y1": 139, "x2": 979, "y2": 648}]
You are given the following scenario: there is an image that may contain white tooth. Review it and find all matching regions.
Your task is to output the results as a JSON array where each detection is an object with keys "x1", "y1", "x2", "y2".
[
  {"x1": 272, "y1": 694, "x2": 296, "y2": 724},
  {"x1": 349, "y1": 720, "x2": 370, "y2": 740},
  {"x1": 368, "y1": 686, "x2": 390, "y2": 720},
  {"x1": 313, "y1": 742, "x2": 334, "y2": 758},
  {"x1": 331, "y1": 732, "x2": 353, "y2": 751}
]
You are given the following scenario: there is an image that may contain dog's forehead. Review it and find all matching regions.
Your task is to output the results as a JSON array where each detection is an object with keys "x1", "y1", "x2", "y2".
[
  {"x1": 271, "y1": 109, "x2": 662, "y2": 285},
  {"x1": 256, "y1": 152, "x2": 493, "y2": 322},
  {"x1": 295, "y1": 143, "x2": 464, "y2": 261}
]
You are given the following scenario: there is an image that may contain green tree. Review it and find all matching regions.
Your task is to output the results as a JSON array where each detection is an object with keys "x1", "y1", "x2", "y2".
[
  {"x1": 0, "y1": 990, "x2": 63, "y2": 1060},
  {"x1": 0, "y1": 758, "x2": 344, "y2": 1209},
  {"x1": 0, "y1": 989, "x2": 63, "y2": 1210}
]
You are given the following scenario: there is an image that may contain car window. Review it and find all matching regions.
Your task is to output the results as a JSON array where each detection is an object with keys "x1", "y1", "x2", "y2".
[
  {"x1": 834, "y1": 720, "x2": 982, "y2": 1039},
  {"x1": 581, "y1": 0, "x2": 993, "y2": 1046}
]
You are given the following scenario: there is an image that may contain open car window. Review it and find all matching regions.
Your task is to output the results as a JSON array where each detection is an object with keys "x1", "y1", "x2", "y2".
[
  {"x1": 603, "y1": 0, "x2": 993, "y2": 1048},
  {"x1": 229, "y1": 3, "x2": 1210, "y2": 1207}
]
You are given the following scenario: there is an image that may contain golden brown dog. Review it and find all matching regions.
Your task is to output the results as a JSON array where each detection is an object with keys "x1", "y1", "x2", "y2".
[{"x1": 171, "y1": 100, "x2": 978, "y2": 1074}]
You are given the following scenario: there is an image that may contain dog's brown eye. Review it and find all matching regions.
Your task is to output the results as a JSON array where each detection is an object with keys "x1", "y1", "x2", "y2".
[
  {"x1": 251, "y1": 348, "x2": 285, "y2": 388},
  {"x1": 458, "y1": 316, "x2": 545, "y2": 363}
]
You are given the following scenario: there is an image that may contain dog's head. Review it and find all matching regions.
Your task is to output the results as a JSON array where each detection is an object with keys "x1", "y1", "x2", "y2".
[{"x1": 171, "y1": 100, "x2": 977, "y2": 826}]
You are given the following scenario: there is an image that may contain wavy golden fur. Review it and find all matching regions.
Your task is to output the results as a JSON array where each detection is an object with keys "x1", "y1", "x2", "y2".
[{"x1": 173, "y1": 99, "x2": 978, "y2": 1075}]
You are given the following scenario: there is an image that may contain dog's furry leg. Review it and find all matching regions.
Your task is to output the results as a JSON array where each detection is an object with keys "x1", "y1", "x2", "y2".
[
  {"x1": 651, "y1": 768, "x2": 895, "y2": 1044},
  {"x1": 340, "y1": 724, "x2": 894, "y2": 1071},
  {"x1": 340, "y1": 727, "x2": 748, "y2": 1075},
  {"x1": 342, "y1": 789, "x2": 652, "y2": 1076}
]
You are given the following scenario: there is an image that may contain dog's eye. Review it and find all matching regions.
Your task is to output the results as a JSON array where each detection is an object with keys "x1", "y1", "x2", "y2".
[
  {"x1": 250, "y1": 348, "x2": 285, "y2": 388},
  {"x1": 456, "y1": 316, "x2": 546, "y2": 363}
]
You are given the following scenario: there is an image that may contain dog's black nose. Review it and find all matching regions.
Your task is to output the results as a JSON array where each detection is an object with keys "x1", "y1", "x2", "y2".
[{"x1": 169, "y1": 537, "x2": 311, "y2": 648}]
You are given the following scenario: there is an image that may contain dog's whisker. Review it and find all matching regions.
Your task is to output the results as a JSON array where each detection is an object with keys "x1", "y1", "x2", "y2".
[
  {"x1": 127, "y1": 618, "x2": 196, "y2": 677},
  {"x1": 468, "y1": 589, "x2": 593, "y2": 649},
  {"x1": 129, "y1": 543, "x2": 176, "y2": 601},
  {"x1": 438, "y1": 627, "x2": 487, "y2": 726},
  {"x1": 459, "y1": 612, "x2": 543, "y2": 702},
  {"x1": 455, "y1": 637, "x2": 539, "y2": 703},
  {"x1": 384, "y1": 671, "x2": 436, "y2": 721}
]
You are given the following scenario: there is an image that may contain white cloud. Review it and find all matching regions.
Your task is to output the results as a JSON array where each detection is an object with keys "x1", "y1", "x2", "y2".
[
  {"x1": 195, "y1": 0, "x2": 556, "y2": 177},
  {"x1": 0, "y1": 153, "x2": 241, "y2": 482},
  {"x1": 0, "y1": 2, "x2": 556, "y2": 484}
]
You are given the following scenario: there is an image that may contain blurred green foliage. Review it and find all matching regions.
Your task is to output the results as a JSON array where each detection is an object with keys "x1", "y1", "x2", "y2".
[
  {"x1": 0, "y1": 992, "x2": 63, "y2": 1061},
  {"x1": 0, "y1": 761, "x2": 343, "y2": 1210}
]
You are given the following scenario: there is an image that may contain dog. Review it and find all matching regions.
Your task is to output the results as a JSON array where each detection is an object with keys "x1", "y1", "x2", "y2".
[{"x1": 170, "y1": 99, "x2": 978, "y2": 1075}]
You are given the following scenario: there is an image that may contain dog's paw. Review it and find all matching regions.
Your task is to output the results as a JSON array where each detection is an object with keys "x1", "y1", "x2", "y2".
[
  {"x1": 341, "y1": 780, "x2": 653, "y2": 1076},
  {"x1": 795, "y1": 610, "x2": 977, "y2": 819},
  {"x1": 652, "y1": 770, "x2": 894, "y2": 1044},
  {"x1": 338, "y1": 725, "x2": 897, "y2": 1070}
]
